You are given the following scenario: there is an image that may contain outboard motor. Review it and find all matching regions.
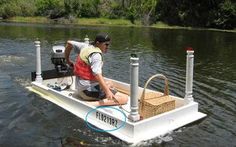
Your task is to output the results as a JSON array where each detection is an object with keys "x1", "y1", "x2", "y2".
[{"x1": 51, "y1": 45, "x2": 69, "y2": 73}]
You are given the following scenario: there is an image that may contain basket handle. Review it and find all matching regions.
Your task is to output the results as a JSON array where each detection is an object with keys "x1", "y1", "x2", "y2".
[{"x1": 139, "y1": 74, "x2": 169, "y2": 112}]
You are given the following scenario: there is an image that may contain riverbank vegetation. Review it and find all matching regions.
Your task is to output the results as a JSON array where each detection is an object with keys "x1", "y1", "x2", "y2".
[{"x1": 0, "y1": 0, "x2": 235, "y2": 30}]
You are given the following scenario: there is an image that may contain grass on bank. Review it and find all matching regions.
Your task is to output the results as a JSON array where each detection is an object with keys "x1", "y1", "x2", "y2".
[
  {"x1": 6, "y1": 16, "x2": 140, "y2": 26},
  {"x1": 7, "y1": 16, "x2": 49, "y2": 23},
  {"x1": 7, "y1": 16, "x2": 178, "y2": 28},
  {"x1": 4, "y1": 16, "x2": 236, "y2": 32},
  {"x1": 4, "y1": 16, "x2": 174, "y2": 28},
  {"x1": 77, "y1": 18, "x2": 142, "y2": 26},
  {"x1": 4, "y1": 16, "x2": 189, "y2": 29}
]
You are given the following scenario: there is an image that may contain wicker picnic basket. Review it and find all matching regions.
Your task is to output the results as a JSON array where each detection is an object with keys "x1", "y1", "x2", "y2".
[{"x1": 139, "y1": 74, "x2": 175, "y2": 119}]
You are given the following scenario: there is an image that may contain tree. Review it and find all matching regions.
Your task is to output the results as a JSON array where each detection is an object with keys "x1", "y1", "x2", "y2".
[
  {"x1": 140, "y1": 0, "x2": 158, "y2": 25},
  {"x1": 214, "y1": 0, "x2": 236, "y2": 29},
  {"x1": 125, "y1": 0, "x2": 158, "y2": 25},
  {"x1": 64, "y1": 0, "x2": 82, "y2": 17},
  {"x1": 80, "y1": 0, "x2": 100, "y2": 18},
  {"x1": 36, "y1": 0, "x2": 65, "y2": 18},
  {"x1": 155, "y1": 0, "x2": 235, "y2": 29}
]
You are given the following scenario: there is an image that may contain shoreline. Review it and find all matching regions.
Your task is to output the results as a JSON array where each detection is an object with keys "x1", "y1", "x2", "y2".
[{"x1": 2, "y1": 16, "x2": 236, "y2": 33}]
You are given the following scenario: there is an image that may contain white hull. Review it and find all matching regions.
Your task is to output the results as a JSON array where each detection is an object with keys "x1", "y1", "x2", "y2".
[{"x1": 27, "y1": 76, "x2": 206, "y2": 144}]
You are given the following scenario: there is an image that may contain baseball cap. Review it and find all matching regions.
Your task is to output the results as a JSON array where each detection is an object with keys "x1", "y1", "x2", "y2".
[{"x1": 95, "y1": 33, "x2": 110, "y2": 43}]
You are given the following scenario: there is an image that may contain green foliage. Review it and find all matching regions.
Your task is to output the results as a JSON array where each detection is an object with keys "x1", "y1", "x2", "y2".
[
  {"x1": 108, "y1": 1, "x2": 124, "y2": 19},
  {"x1": 156, "y1": 0, "x2": 235, "y2": 29},
  {"x1": 18, "y1": 0, "x2": 37, "y2": 16},
  {"x1": 0, "y1": 0, "x2": 36, "y2": 18},
  {"x1": 36, "y1": 0, "x2": 65, "y2": 18},
  {"x1": 80, "y1": 0, "x2": 100, "y2": 18},
  {"x1": 140, "y1": 0, "x2": 158, "y2": 25},
  {"x1": 0, "y1": 0, "x2": 235, "y2": 29},
  {"x1": 64, "y1": 0, "x2": 80, "y2": 17},
  {"x1": 126, "y1": 6, "x2": 137, "y2": 24},
  {"x1": 64, "y1": 0, "x2": 100, "y2": 18},
  {"x1": 0, "y1": 0, "x2": 8, "y2": 5},
  {"x1": 0, "y1": 2, "x2": 21, "y2": 18},
  {"x1": 214, "y1": 0, "x2": 236, "y2": 29}
]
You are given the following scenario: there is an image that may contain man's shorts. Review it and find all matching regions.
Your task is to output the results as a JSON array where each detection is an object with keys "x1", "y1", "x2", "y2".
[{"x1": 78, "y1": 84, "x2": 117, "y2": 101}]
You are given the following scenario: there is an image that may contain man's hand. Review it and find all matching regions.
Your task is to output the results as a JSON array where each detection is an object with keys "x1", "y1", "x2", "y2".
[
  {"x1": 104, "y1": 89, "x2": 115, "y2": 100},
  {"x1": 95, "y1": 74, "x2": 116, "y2": 100},
  {"x1": 68, "y1": 61, "x2": 74, "y2": 68}
]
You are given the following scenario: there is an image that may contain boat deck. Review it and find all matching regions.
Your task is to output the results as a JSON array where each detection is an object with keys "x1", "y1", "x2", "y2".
[{"x1": 27, "y1": 76, "x2": 206, "y2": 144}]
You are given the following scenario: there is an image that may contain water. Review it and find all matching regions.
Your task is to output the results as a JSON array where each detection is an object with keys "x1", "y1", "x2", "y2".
[{"x1": 0, "y1": 22, "x2": 235, "y2": 147}]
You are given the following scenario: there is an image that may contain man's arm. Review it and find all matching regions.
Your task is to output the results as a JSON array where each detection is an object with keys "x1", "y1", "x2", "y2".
[
  {"x1": 95, "y1": 73, "x2": 114, "y2": 99},
  {"x1": 65, "y1": 41, "x2": 73, "y2": 66},
  {"x1": 65, "y1": 40, "x2": 88, "y2": 66},
  {"x1": 89, "y1": 53, "x2": 115, "y2": 99}
]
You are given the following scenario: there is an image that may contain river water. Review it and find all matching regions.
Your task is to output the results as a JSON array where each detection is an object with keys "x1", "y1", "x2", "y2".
[{"x1": 0, "y1": 22, "x2": 235, "y2": 147}]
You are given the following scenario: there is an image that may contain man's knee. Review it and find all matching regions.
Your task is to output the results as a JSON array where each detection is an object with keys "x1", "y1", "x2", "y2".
[{"x1": 115, "y1": 93, "x2": 129, "y2": 104}]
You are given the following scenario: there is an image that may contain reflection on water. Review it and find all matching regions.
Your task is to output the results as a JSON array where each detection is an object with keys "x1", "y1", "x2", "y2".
[{"x1": 0, "y1": 22, "x2": 235, "y2": 146}]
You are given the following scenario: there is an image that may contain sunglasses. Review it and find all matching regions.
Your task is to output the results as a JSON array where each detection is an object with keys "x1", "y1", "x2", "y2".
[{"x1": 104, "y1": 43, "x2": 110, "y2": 46}]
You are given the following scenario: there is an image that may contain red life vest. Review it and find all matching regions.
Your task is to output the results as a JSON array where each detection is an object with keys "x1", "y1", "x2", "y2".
[
  {"x1": 74, "y1": 56, "x2": 97, "y2": 80},
  {"x1": 74, "y1": 46, "x2": 102, "y2": 81}
]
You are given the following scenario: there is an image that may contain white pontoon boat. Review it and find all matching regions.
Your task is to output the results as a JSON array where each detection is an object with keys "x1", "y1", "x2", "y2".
[{"x1": 27, "y1": 38, "x2": 206, "y2": 144}]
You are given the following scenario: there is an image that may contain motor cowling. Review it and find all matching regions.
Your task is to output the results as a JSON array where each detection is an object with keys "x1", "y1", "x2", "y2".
[{"x1": 51, "y1": 45, "x2": 68, "y2": 73}]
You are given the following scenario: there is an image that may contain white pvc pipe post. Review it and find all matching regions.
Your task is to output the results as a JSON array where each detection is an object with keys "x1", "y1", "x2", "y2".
[
  {"x1": 184, "y1": 47, "x2": 194, "y2": 103},
  {"x1": 84, "y1": 35, "x2": 89, "y2": 44},
  {"x1": 128, "y1": 54, "x2": 140, "y2": 122},
  {"x1": 34, "y1": 40, "x2": 43, "y2": 83}
]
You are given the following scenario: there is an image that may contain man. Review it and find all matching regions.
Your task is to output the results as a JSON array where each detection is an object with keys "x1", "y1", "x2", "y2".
[{"x1": 65, "y1": 33, "x2": 128, "y2": 106}]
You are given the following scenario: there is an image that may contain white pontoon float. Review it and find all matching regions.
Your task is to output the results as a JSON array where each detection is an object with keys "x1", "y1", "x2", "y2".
[{"x1": 27, "y1": 39, "x2": 206, "y2": 144}]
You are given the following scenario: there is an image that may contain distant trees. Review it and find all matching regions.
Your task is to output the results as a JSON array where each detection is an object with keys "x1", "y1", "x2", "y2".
[
  {"x1": 156, "y1": 0, "x2": 236, "y2": 29},
  {"x1": 0, "y1": 0, "x2": 37, "y2": 18},
  {"x1": 0, "y1": 0, "x2": 235, "y2": 29},
  {"x1": 36, "y1": 0, "x2": 64, "y2": 18},
  {"x1": 123, "y1": 0, "x2": 158, "y2": 25},
  {"x1": 216, "y1": 0, "x2": 236, "y2": 29}
]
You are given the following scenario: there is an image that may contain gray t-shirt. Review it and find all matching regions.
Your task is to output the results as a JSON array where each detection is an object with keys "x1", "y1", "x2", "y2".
[
  {"x1": 67, "y1": 40, "x2": 89, "y2": 54},
  {"x1": 69, "y1": 41, "x2": 103, "y2": 91}
]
